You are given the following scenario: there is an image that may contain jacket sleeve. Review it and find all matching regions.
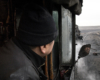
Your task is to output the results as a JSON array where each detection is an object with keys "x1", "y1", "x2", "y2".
[{"x1": 8, "y1": 66, "x2": 40, "y2": 80}]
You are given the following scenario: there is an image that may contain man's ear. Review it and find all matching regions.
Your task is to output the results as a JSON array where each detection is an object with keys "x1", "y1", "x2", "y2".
[{"x1": 40, "y1": 45, "x2": 46, "y2": 54}]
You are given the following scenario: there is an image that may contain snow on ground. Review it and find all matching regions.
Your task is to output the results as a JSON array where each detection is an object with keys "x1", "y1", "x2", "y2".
[{"x1": 70, "y1": 26, "x2": 100, "y2": 80}]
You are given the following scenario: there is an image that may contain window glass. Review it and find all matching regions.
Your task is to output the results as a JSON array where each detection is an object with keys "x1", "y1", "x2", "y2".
[
  {"x1": 61, "y1": 6, "x2": 72, "y2": 64},
  {"x1": 52, "y1": 11, "x2": 59, "y2": 70}
]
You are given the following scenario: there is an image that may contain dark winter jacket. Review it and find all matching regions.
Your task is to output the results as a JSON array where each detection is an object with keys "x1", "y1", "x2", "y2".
[{"x1": 0, "y1": 39, "x2": 47, "y2": 80}]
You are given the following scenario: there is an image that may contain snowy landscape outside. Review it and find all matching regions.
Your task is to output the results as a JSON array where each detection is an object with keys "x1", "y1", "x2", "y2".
[{"x1": 70, "y1": 26, "x2": 100, "y2": 80}]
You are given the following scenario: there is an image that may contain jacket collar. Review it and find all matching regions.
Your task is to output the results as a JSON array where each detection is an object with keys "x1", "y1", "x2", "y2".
[{"x1": 12, "y1": 38, "x2": 45, "y2": 68}]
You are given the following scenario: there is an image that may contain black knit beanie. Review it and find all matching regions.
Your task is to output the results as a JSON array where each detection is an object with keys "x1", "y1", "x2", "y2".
[{"x1": 17, "y1": 4, "x2": 57, "y2": 46}]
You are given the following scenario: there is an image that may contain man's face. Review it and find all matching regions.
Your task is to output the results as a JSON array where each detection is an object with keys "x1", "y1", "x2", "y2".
[
  {"x1": 31, "y1": 40, "x2": 55, "y2": 57},
  {"x1": 40, "y1": 40, "x2": 55, "y2": 56},
  {"x1": 85, "y1": 47, "x2": 90, "y2": 54},
  {"x1": 46, "y1": 40, "x2": 55, "y2": 54}
]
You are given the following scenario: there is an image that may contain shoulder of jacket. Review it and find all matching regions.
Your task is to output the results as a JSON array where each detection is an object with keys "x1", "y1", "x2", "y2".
[
  {"x1": 0, "y1": 40, "x2": 34, "y2": 78},
  {"x1": 8, "y1": 66, "x2": 41, "y2": 80}
]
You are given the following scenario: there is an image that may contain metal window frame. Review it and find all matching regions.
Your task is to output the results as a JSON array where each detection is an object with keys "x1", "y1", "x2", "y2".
[{"x1": 59, "y1": 6, "x2": 75, "y2": 66}]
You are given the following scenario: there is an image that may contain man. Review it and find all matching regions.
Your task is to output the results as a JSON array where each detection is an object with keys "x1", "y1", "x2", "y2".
[{"x1": 0, "y1": 4, "x2": 57, "y2": 80}]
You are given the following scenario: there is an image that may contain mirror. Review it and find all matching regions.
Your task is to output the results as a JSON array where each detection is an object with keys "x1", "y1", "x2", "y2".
[
  {"x1": 78, "y1": 44, "x2": 91, "y2": 58},
  {"x1": 64, "y1": 44, "x2": 91, "y2": 74},
  {"x1": 65, "y1": 44, "x2": 91, "y2": 74}
]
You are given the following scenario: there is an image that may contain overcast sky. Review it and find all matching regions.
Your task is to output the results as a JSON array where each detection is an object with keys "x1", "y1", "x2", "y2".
[{"x1": 76, "y1": 0, "x2": 100, "y2": 26}]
